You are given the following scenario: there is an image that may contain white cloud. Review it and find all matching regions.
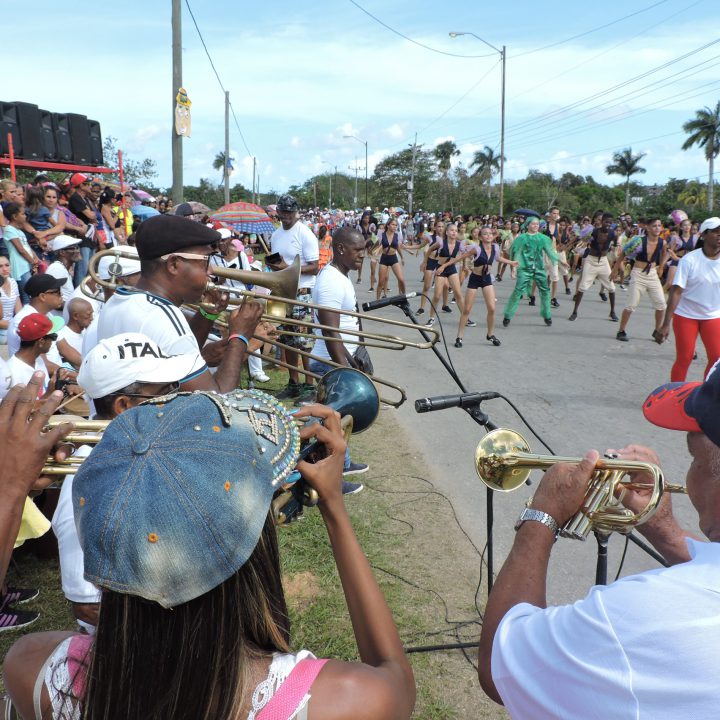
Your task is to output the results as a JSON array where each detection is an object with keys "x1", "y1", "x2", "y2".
[
  {"x1": 290, "y1": 136, "x2": 301, "y2": 147},
  {"x1": 384, "y1": 123, "x2": 405, "y2": 140}
]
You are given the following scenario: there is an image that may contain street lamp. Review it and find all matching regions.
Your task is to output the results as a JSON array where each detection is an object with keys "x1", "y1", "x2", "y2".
[
  {"x1": 321, "y1": 160, "x2": 336, "y2": 208},
  {"x1": 449, "y1": 31, "x2": 506, "y2": 218},
  {"x1": 343, "y1": 134, "x2": 368, "y2": 207}
]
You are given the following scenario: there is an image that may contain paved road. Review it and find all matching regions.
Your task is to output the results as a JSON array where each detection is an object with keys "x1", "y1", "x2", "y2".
[{"x1": 362, "y1": 261, "x2": 702, "y2": 606}]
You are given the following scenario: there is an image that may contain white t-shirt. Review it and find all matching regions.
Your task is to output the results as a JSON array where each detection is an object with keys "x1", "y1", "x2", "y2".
[
  {"x1": 46, "y1": 261, "x2": 74, "y2": 317},
  {"x1": 97, "y1": 287, "x2": 207, "y2": 382},
  {"x1": 673, "y1": 249, "x2": 720, "y2": 320},
  {"x1": 63, "y1": 282, "x2": 102, "y2": 324},
  {"x1": 7, "y1": 303, "x2": 39, "y2": 357},
  {"x1": 6, "y1": 355, "x2": 49, "y2": 395},
  {"x1": 0, "y1": 356, "x2": 10, "y2": 399},
  {"x1": 55, "y1": 325, "x2": 84, "y2": 362},
  {"x1": 270, "y1": 221, "x2": 319, "y2": 289},
  {"x1": 51, "y1": 444, "x2": 101, "y2": 605},
  {"x1": 492, "y1": 538, "x2": 720, "y2": 720},
  {"x1": 311, "y1": 264, "x2": 359, "y2": 362},
  {"x1": 209, "y1": 252, "x2": 251, "y2": 291}
]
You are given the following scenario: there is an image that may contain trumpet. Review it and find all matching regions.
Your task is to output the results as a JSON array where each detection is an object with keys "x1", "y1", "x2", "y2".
[
  {"x1": 40, "y1": 368, "x2": 380, "y2": 526},
  {"x1": 475, "y1": 428, "x2": 686, "y2": 539}
]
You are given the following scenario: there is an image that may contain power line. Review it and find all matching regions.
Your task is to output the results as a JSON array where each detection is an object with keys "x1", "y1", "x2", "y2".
[
  {"x1": 512, "y1": 0, "x2": 670, "y2": 59},
  {"x1": 184, "y1": 0, "x2": 253, "y2": 157},
  {"x1": 346, "y1": 0, "x2": 495, "y2": 58}
]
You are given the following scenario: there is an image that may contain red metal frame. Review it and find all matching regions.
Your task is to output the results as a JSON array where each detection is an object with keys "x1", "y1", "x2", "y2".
[{"x1": 2, "y1": 132, "x2": 115, "y2": 179}]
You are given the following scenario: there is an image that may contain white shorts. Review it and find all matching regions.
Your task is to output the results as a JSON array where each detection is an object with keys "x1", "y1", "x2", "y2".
[
  {"x1": 625, "y1": 267, "x2": 666, "y2": 312},
  {"x1": 578, "y1": 256, "x2": 615, "y2": 293}
]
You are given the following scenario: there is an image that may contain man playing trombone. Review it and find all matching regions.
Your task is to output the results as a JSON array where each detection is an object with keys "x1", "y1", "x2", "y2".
[
  {"x1": 478, "y1": 361, "x2": 720, "y2": 719},
  {"x1": 95, "y1": 214, "x2": 263, "y2": 394}
]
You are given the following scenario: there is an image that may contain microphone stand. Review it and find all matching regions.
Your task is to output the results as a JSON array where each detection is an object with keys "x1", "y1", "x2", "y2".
[{"x1": 397, "y1": 300, "x2": 499, "y2": 593}]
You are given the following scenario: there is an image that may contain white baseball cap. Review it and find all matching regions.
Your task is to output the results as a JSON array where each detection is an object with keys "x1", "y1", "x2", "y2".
[
  {"x1": 78, "y1": 333, "x2": 204, "y2": 399},
  {"x1": 50, "y1": 235, "x2": 81, "y2": 252},
  {"x1": 97, "y1": 246, "x2": 141, "y2": 280},
  {"x1": 699, "y1": 217, "x2": 720, "y2": 234}
]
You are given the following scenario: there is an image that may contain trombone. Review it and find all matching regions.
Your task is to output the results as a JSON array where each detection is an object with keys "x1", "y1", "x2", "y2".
[
  {"x1": 475, "y1": 428, "x2": 686, "y2": 539},
  {"x1": 87, "y1": 248, "x2": 438, "y2": 406}
]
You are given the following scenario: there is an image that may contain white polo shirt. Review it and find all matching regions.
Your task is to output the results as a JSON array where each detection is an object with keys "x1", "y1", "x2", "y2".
[
  {"x1": 270, "y1": 221, "x2": 319, "y2": 289},
  {"x1": 97, "y1": 287, "x2": 207, "y2": 382},
  {"x1": 46, "y1": 261, "x2": 74, "y2": 318},
  {"x1": 311, "y1": 264, "x2": 359, "y2": 362}
]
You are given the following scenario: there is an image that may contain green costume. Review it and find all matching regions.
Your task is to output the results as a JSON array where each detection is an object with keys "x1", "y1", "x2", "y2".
[{"x1": 504, "y1": 223, "x2": 561, "y2": 321}]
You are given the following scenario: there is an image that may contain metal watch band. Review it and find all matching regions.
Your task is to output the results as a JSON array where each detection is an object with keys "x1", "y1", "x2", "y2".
[{"x1": 514, "y1": 508, "x2": 559, "y2": 538}]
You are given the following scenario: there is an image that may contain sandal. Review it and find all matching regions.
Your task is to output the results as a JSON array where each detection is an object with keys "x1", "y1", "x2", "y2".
[{"x1": 487, "y1": 335, "x2": 501, "y2": 347}]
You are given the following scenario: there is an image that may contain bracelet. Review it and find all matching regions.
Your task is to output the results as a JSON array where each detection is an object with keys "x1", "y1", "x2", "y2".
[
  {"x1": 198, "y1": 308, "x2": 220, "y2": 321},
  {"x1": 228, "y1": 333, "x2": 249, "y2": 347}
]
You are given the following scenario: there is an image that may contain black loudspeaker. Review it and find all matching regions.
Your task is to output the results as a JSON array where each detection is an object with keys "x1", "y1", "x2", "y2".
[
  {"x1": 14, "y1": 102, "x2": 43, "y2": 161},
  {"x1": 88, "y1": 120, "x2": 103, "y2": 165},
  {"x1": 0, "y1": 102, "x2": 22, "y2": 157},
  {"x1": 39, "y1": 109, "x2": 57, "y2": 161},
  {"x1": 67, "y1": 113, "x2": 91, "y2": 165},
  {"x1": 52, "y1": 113, "x2": 73, "y2": 162}
]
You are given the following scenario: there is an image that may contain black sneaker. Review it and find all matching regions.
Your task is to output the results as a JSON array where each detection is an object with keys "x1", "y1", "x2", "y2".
[
  {"x1": 616, "y1": 330, "x2": 629, "y2": 342},
  {"x1": 454, "y1": 338, "x2": 463, "y2": 348},
  {"x1": 415, "y1": 307, "x2": 425, "y2": 315},
  {"x1": 565, "y1": 287, "x2": 571, "y2": 295},
  {"x1": 0, "y1": 608, "x2": 39, "y2": 633},
  {"x1": 1, "y1": 587, "x2": 39, "y2": 608},
  {"x1": 599, "y1": 292, "x2": 608, "y2": 302},
  {"x1": 544, "y1": 318, "x2": 552, "y2": 326},
  {"x1": 495, "y1": 275, "x2": 503, "y2": 282},
  {"x1": 528, "y1": 296, "x2": 536, "y2": 306},
  {"x1": 551, "y1": 298, "x2": 560, "y2": 308},
  {"x1": 487, "y1": 335, "x2": 501, "y2": 346},
  {"x1": 609, "y1": 312, "x2": 619, "y2": 322},
  {"x1": 343, "y1": 462, "x2": 368, "y2": 476},
  {"x1": 293, "y1": 384, "x2": 317, "y2": 406},
  {"x1": 568, "y1": 312, "x2": 577, "y2": 321},
  {"x1": 451, "y1": 298, "x2": 456, "y2": 304},
  {"x1": 502, "y1": 318, "x2": 511, "y2": 327},
  {"x1": 441, "y1": 305, "x2": 452, "y2": 313},
  {"x1": 466, "y1": 319, "x2": 477, "y2": 327},
  {"x1": 276, "y1": 382, "x2": 301, "y2": 400},
  {"x1": 342, "y1": 480, "x2": 364, "y2": 495}
]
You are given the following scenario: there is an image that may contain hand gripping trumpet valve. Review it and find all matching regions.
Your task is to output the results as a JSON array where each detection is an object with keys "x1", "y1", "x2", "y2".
[{"x1": 474, "y1": 428, "x2": 686, "y2": 539}]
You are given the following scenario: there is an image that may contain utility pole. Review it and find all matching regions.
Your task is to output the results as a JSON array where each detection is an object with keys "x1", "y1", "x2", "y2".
[
  {"x1": 349, "y1": 159, "x2": 358, "y2": 206},
  {"x1": 328, "y1": 174, "x2": 332, "y2": 209},
  {"x1": 364, "y1": 141, "x2": 368, "y2": 207},
  {"x1": 499, "y1": 45, "x2": 506, "y2": 218},
  {"x1": 408, "y1": 133, "x2": 418, "y2": 215},
  {"x1": 223, "y1": 91, "x2": 230, "y2": 205},
  {"x1": 171, "y1": 0, "x2": 183, "y2": 204},
  {"x1": 313, "y1": 181, "x2": 317, "y2": 208},
  {"x1": 252, "y1": 157, "x2": 256, "y2": 204}
]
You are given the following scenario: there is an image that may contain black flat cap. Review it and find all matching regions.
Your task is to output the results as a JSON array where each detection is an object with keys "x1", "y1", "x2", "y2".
[
  {"x1": 24, "y1": 273, "x2": 67, "y2": 297},
  {"x1": 135, "y1": 215, "x2": 222, "y2": 260}
]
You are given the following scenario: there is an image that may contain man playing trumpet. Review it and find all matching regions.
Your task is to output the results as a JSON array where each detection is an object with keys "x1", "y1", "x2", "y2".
[{"x1": 478, "y1": 361, "x2": 720, "y2": 719}]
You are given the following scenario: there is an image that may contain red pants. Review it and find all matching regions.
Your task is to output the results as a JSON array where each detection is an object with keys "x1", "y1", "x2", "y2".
[{"x1": 671, "y1": 314, "x2": 720, "y2": 382}]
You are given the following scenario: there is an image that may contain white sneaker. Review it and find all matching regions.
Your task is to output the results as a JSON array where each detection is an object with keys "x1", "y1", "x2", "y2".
[{"x1": 251, "y1": 373, "x2": 271, "y2": 383}]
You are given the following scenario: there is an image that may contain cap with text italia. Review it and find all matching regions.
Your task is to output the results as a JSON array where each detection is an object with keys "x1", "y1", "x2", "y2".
[
  {"x1": 134, "y1": 214, "x2": 222, "y2": 260},
  {"x1": 78, "y1": 333, "x2": 204, "y2": 399}
]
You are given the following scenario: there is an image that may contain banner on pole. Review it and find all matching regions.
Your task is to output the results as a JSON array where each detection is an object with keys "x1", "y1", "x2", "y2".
[{"x1": 175, "y1": 88, "x2": 192, "y2": 138}]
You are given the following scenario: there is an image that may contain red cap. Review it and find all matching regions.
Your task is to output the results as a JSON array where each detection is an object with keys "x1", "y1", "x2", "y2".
[
  {"x1": 17, "y1": 313, "x2": 53, "y2": 341},
  {"x1": 70, "y1": 173, "x2": 89, "y2": 187},
  {"x1": 642, "y1": 382, "x2": 702, "y2": 433}
]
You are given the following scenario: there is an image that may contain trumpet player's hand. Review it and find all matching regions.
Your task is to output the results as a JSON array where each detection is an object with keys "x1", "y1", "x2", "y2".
[
  {"x1": 294, "y1": 404, "x2": 346, "y2": 508},
  {"x1": 0, "y1": 375, "x2": 74, "y2": 498},
  {"x1": 531, "y1": 451, "x2": 599, "y2": 526},
  {"x1": 227, "y1": 300, "x2": 263, "y2": 339}
]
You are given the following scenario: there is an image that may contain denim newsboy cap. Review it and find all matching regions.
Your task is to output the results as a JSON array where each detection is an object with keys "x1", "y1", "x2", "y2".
[{"x1": 73, "y1": 390, "x2": 299, "y2": 608}]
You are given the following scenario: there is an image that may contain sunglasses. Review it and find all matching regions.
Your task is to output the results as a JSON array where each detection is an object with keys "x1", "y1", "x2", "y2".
[
  {"x1": 120, "y1": 381, "x2": 181, "y2": 400},
  {"x1": 44, "y1": 333, "x2": 58, "y2": 341},
  {"x1": 43, "y1": 288, "x2": 62, "y2": 295}
]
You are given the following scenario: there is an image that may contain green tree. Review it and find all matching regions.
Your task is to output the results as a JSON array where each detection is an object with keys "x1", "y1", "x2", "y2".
[
  {"x1": 470, "y1": 145, "x2": 503, "y2": 198},
  {"x1": 212, "y1": 151, "x2": 232, "y2": 183},
  {"x1": 102, "y1": 136, "x2": 158, "y2": 191},
  {"x1": 433, "y1": 140, "x2": 460, "y2": 210},
  {"x1": 606, "y1": 148, "x2": 647, "y2": 212},
  {"x1": 682, "y1": 101, "x2": 720, "y2": 211},
  {"x1": 370, "y1": 148, "x2": 437, "y2": 209}
]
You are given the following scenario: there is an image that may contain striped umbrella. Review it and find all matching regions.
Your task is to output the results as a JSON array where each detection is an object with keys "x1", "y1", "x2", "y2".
[{"x1": 210, "y1": 201, "x2": 276, "y2": 234}]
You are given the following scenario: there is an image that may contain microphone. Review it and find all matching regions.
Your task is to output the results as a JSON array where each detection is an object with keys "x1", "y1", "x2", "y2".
[
  {"x1": 362, "y1": 292, "x2": 417, "y2": 312},
  {"x1": 414, "y1": 391, "x2": 500, "y2": 413}
]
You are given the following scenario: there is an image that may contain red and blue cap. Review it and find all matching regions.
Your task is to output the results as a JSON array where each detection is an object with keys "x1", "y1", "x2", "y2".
[{"x1": 643, "y1": 360, "x2": 720, "y2": 448}]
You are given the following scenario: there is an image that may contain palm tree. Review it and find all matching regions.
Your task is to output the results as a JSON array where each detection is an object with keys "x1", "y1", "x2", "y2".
[
  {"x1": 682, "y1": 101, "x2": 720, "y2": 212},
  {"x1": 434, "y1": 141, "x2": 459, "y2": 209},
  {"x1": 470, "y1": 145, "x2": 504, "y2": 198},
  {"x1": 606, "y1": 148, "x2": 647, "y2": 212},
  {"x1": 212, "y1": 151, "x2": 232, "y2": 182}
]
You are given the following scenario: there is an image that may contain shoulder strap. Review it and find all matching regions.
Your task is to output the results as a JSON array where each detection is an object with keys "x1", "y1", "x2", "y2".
[{"x1": 256, "y1": 658, "x2": 328, "y2": 720}]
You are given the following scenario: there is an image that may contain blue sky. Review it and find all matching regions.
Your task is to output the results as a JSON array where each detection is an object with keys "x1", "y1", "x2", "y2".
[{"x1": 4, "y1": 0, "x2": 719, "y2": 194}]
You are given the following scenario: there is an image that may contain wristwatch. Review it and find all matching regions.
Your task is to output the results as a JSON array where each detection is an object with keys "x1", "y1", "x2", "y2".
[{"x1": 514, "y1": 508, "x2": 559, "y2": 539}]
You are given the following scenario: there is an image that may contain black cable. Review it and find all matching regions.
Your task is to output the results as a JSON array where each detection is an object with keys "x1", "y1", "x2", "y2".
[
  {"x1": 614, "y1": 536, "x2": 630, "y2": 582},
  {"x1": 496, "y1": 393, "x2": 555, "y2": 455},
  {"x1": 346, "y1": 0, "x2": 495, "y2": 59}
]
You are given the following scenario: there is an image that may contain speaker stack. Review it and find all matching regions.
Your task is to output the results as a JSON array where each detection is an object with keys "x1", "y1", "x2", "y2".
[{"x1": 0, "y1": 101, "x2": 103, "y2": 166}]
